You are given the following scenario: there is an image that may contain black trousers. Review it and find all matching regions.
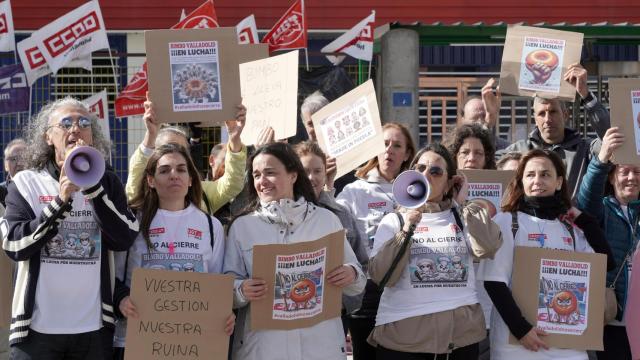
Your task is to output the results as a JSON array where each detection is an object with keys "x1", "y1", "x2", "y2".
[
  {"x1": 348, "y1": 280, "x2": 382, "y2": 360},
  {"x1": 596, "y1": 325, "x2": 632, "y2": 360},
  {"x1": 11, "y1": 329, "x2": 112, "y2": 360},
  {"x1": 376, "y1": 342, "x2": 479, "y2": 360}
]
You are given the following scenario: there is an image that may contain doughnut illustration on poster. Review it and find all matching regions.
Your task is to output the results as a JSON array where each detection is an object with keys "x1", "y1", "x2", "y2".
[
  {"x1": 409, "y1": 221, "x2": 469, "y2": 288},
  {"x1": 466, "y1": 183, "x2": 500, "y2": 218},
  {"x1": 318, "y1": 96, "x2": 376, "y2": 157},
  {"x1": 631, "y1": 89, "x2": 640, "y2": 155},
  {"x1": 273, "y1": 248, "x2": 327, "y2": 320},
  {"x1": 537, "y1": 258, "x2": 590, "y2": 335},
  {"x1": 169, "y1": 41, "x2": 222, "y2": 112},
  {"x1": 519, "y1": 36, "x2": 566, "y2": 93}
]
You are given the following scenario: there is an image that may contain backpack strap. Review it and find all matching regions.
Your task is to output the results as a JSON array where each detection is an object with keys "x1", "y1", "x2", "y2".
[
  {"x1": 559, "y1": 219, "x2": 577, "y2": 251},
  {"x1": 206, "y1": 212, "x2": 215, "y2": 250},
  {"x1": 378, "y1": 213, "x2": 412, "y2": 289},
  {"x1": 451, "y1": 206, "x2": 465, "y2": 232},
  {"x1": 511, "y1": 211, "x2": 519, "y2": 239}
]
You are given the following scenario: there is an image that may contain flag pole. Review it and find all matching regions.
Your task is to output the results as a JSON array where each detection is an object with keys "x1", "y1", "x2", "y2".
[
  {"x1": 107, "y1": 48, "x2": 120, "y2": 95},
  {"x1": 368, "y1": 59, "x2": 372, "y2": 80},
  {"x1": 304, "y1": 48, "x2": 309, "y2": 71}
]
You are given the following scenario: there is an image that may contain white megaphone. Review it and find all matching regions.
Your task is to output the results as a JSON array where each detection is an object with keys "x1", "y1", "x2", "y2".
[
  {"x1": 63, "y1": 146, "x2": 105, "y2": 188},
  {"x1": 392, "y1": 170, "x2": 431, "y2": 209}
]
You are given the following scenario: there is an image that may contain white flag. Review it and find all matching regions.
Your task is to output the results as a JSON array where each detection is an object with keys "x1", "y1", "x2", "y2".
[
  {"x1": 236, "y1": 14, "x2": 258, "y2": 45},
  {"x1": 83, "y1": 89, "x2": 110, "y2": 141},
  {"x1": 0, "y1": 0, "x2": 15, "y2": 52},
  {"x1": 321, "y1": 11, "x2": 375, "y2": 65},
  {"x1": 17, "y1": 36, "x2": 91, "y2": 86},
  {"x1": 30, "y1": 0, "x2": 109, "y2": 74}
]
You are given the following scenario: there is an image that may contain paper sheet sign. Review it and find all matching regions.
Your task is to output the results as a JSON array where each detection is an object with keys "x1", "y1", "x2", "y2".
[
  {"x1": 459, "y1": 169, "x2": 515, "y2": 217},
  {"x1": 499, "y1": 25, "x2": 583, "y2": 101},
  {"x1": 251, "y1": 230, "x2": 345, "y2": 330},
  {"x1": 312, "y1": 79, "x2": 385, "y2": 179},
  {"x1": 239, "y1": 50, "x2": 299, "y2": 145},
  {"x1": 125, "y1": 269, "x2": 234, "y2": 360},
  {"x1": 609, "y1": 78, "x2": 640, "y2": 165},
  {"x1": 510, "y1": 247, "x2": 606, "y2": 350}
]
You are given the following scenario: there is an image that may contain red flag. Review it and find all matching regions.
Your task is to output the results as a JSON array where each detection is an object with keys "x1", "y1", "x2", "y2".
[
  {"x1": 115, "y1": 0, "x2": 219, "y2": 117},
  {"x1": 262, "y1": 0, "x2": 307, "y2": 53}
]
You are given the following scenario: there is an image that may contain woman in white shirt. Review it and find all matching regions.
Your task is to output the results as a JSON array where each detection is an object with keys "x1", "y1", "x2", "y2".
[
  {"x1": 112, "y1": 144, "x2": 233, "y2": 359},
  {"x1": 223, "y1": 142, "x2": 366, "y2": 360},
  {"x1": 479, "y1": 149, "x2": 611, "y2": 360}
]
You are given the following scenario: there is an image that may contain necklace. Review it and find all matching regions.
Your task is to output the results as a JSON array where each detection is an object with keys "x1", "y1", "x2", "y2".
[{"x1": 532, "y1": 209, "x2": 547, "y2": 247}]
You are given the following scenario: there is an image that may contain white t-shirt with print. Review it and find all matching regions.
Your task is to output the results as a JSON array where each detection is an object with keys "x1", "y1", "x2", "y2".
[
  {"x1": 478, "y1": 211, "x2": 593, "y2": 360},
  {"x1": 372, "y1": 210, "x2": 479, "y2": 326}
]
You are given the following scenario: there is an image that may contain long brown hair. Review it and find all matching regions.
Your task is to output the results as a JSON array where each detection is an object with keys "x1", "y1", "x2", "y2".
[
  {"x1": 130, "y1": 143, "x2": 204, "y2": 249},
  {"x1": 501, "y1": 149, "x2": 571, "y2": 212},
  {"x1": 355, "y1": 122, "x2": 416, "y2": 179}
]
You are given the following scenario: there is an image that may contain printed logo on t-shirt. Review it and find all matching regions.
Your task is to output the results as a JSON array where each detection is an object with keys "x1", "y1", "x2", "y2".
[
  {"x1": 562, "y1": 237, "x2": 573, "y2": 247},
  {"x1": 188, "y1": 228, "x2": 202, "y2": 240},
  {"x1": 408, "y1": 221, "x2": 469, "y2": 288},
  {"x1": 149, "y1": 227, "x2": 165, "y2": 237},
  {"x1": 368, "y1": 201, "x2": 387, "y2": 209},
  {"x1": 450, "y1": 224, "x2": 461, "y2": 233},
  {"x1": 529, "y1": 233, "x2": 547, "y2": 242},
  {"x1": 39, "y1": 195, "x2": 55, "y2": 204},
  {"x1": 142, "y1": 252, "x2": 203, "y2": 272},
  {"x1": 42, "y1": 207, "x2": 101, "y2": 265}
]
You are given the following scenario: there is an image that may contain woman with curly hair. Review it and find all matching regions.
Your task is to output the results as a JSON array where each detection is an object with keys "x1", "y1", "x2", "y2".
[{"x1": 447, "y1": 124, "x2": 497, "y2": 170}]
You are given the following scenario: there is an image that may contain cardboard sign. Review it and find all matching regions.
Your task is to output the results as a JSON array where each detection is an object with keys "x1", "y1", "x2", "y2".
[
  {"x1": 459, "y1": 169, "x2": 515, "y2": 217},
  {"x1": 239, "y1": 50, "x2": 299, "y2": 145},
  {"x1": 609, "y1": 78, "x2": 640, "y2": 165},
  {"x1": 125, "y1": 268, "x2": 234, "y2": 360},
  {"x1": 500, "y1": 25, "x2": 583, "y2": 101},
  {"x1": 312, "y1": 79, "x2": 385, "y2": 179},
  {"x1": 145, "y1": 28, "x2": 268, "y2": 126},
  {"x1": 251, "y1": 230, "x2": 345, "y2": 330},
  {"x1": 624, "y1": 248, "x2": 640, "y2": 359},
  {"x1": 510, "y1": 247, "x2": 606, "y2": 350}
]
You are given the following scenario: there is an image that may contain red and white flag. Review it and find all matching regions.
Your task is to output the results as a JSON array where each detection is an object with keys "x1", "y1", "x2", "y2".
[
  {"x1": 29, "y1": 0, "x2": 109, "y2": 74},
  {"x1": 17, "y1": 35, "x2": 91, "y2": 86},
  {"x1": 114, "y1": 0, "x2": 219, "y2": 117},
  {"x1": 321, "y1": 11, "x2": 375, "y2": 65},
  {"x1": 236, "y1": 14, "x2": 258, "y2": 45},
  {"x1": 262, "y1": 0, "x2": 306, "y2": 53},
  {"x1": 83, "y1": 89, "x2": 110, "y2": 141},
  {"x1": 0, "y1": 0, "x2": 15, "y2": 52}
]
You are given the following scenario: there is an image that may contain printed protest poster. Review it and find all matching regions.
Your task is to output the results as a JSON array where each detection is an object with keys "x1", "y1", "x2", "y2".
[
  {"x1": 609, "y1": 78, "x2": 640, "y2": 165},
  {"x1": 624, "y1": 248, "x2": 640, "y2": 359},
  {"x1": 510, "y1": 247, "x2": 606, "y2": 350},
  {"x1": 500, "y1": 25, "x2": 583, "y2": 101},
  {"x1": 459, "y1": 169, "x2": 515, "y2": 217},
  {"x1": 239, "y1": 50, "x2": 298, "y2": 145},
  {"x1": 145, "y1": 28, "x2": 268, "y2": 125},
  {"x1": 169, "y1": 40, "x2": 221, "y2": 112},
  {"x1": 125, "y1": 268, "x2": 233, "y2": 360},
  {"x1": 312, "y1": 79, "x2": 385, "y2": 179},
  {"x1": 251, "y1": 230, "x2": 345, "y2": 330}
]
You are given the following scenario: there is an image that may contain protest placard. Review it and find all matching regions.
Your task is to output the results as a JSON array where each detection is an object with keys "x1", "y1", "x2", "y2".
[
  {"x1": 510, "y1": 247, "x2": 606, "y2": 350},
  {"x1": 251, "y1": 230, "x2": 345, "y2": 330},
  {"x1": 125, "y1": 268, "x2": 234, "y2": 360},
  {"x1": 145, "y1": 28, "x2": 267, "y2": 125},
  {"x1": 500, "y1": 25, "x2": 583, "y2": 101},
  {"x1": 239, "y1": 50, "x2": 299, "y2": 145},
  {"x1": 459, "y1": 169, "x2": 515, "y2": 217},
  {"x1": 311, "y1": 80, "x2": 385, "y2": 179},
  {"x1": 609, "y1": 78, "x2": 640, "y2": 165}
]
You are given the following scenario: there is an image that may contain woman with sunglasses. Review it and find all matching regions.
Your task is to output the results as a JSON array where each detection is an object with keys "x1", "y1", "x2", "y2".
[
  {"x1": 367, "y1": 143, "x2": 502, "y2": 359},
  {"x1": 336, "y1": 122, "x2": 416, "y2": 360},
  {"x1": 478, "y1": 149, "x2": 612, "y2": 360},
  {"x1": 447, "y1": 123, "x2": 496, "y2": 170}
]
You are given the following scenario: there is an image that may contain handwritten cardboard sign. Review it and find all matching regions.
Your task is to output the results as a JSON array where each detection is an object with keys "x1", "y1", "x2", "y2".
[
  {"x1": 510, "y1": 247, "x2": 606, "y2": 350},
  {"x1": 312, "y1": 79, "x2": 385, "y2": 179},
  {"x1": 145, "y1": 28, "x2": 268, "y2": 126},
  {"x1": 500, "y1": 25, "x2": 583, "y2": 101},
  {"x1": 459, "y1": 169, "x2": 515, "y2": 217},
  {"x1": 251, "y1": 230, "x2": 345, "y2": 330},
  {"x1": 125, "y1": 268, "x2": 234, "y2": 360},
  {"x1": 609, "y1": 78, "x2": 640, "y2": 165},
  {"x1": 239, "y1": 50, "x2": 299, "y2": 145}
]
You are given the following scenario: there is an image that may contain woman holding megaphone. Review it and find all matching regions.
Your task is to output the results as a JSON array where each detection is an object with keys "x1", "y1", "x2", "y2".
[{"x1": 367, "y1": 143, "x2": 503, "y2": 360}]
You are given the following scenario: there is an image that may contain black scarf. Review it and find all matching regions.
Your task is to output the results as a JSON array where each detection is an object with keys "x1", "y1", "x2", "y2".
[{"x1": 518, "y1": 192, "x2": 568, "y2": 220}]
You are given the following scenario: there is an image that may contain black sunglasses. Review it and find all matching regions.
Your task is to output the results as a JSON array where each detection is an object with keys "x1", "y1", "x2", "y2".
[{"x1": 412, "y1": 164, "x2": 445, "y2": 177}]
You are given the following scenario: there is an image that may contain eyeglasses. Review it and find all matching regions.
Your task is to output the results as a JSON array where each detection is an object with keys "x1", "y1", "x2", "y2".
[
  {"x1": 49, "y1": 116, "x2": 92, "y2": 131},
  {"x1": 413, "y1": 164, "x2": 445, "y2": 177}
]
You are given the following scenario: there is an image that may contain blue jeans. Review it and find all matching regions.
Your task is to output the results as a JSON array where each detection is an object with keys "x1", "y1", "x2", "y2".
[{"x1": 10, "y1": 329, "x2": 112, "y2": 360}]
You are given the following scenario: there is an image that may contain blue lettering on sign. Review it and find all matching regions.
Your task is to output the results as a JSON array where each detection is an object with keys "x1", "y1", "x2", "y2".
[{"x1": 393, "y1": 92, "x2": 412, "y2": 107}]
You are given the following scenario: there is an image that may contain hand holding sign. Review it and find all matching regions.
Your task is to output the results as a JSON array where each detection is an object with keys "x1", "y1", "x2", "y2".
[
  {"x1": 241, "y1": 278, "x2": 268, "y2": 301},
  {"x1": 226, "y1": 103, "x2": 247, "y2": 152},
  {"x1": 326, "y1": 265, "x2": 356, "y2": 288},
  {"x1": 563, "y1": 63, "x2": 589, "y2": 98},
  {"x1": 519, "y1": 327, "x2": 550, "y2": 352},
  {"x1": 598, "y1": 127, "x2": 625, "y2": 163}
]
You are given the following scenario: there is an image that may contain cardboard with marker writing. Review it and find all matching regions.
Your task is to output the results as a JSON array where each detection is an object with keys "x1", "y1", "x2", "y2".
[
  {"x1": 459, "y1": 169, "x2": 515, "y2": 217},
  {"x1": 251, "y1": 230, "x2": 345, "y2": 330},
  {"x1": 510, "y1": 247, "x2": 606, "y2": 350},
  {"x1": 500, "y1": 25, "x2": 583, "y2": 101},
  {"x1": 145, "y1": 28, "x2": 268, "y2": 126},
  {"x1": 311, "y1": 80, "x2": 385, "y2": 179},
  {"x1": 239, "y1": 50, "x2": 299, "y2": 145},
  {"x1": 609, "y1": 78, "x2": 640, "y2": 165},
  {"x1": 125, "y1": 268, "x2": 234, "y2": 360}
]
